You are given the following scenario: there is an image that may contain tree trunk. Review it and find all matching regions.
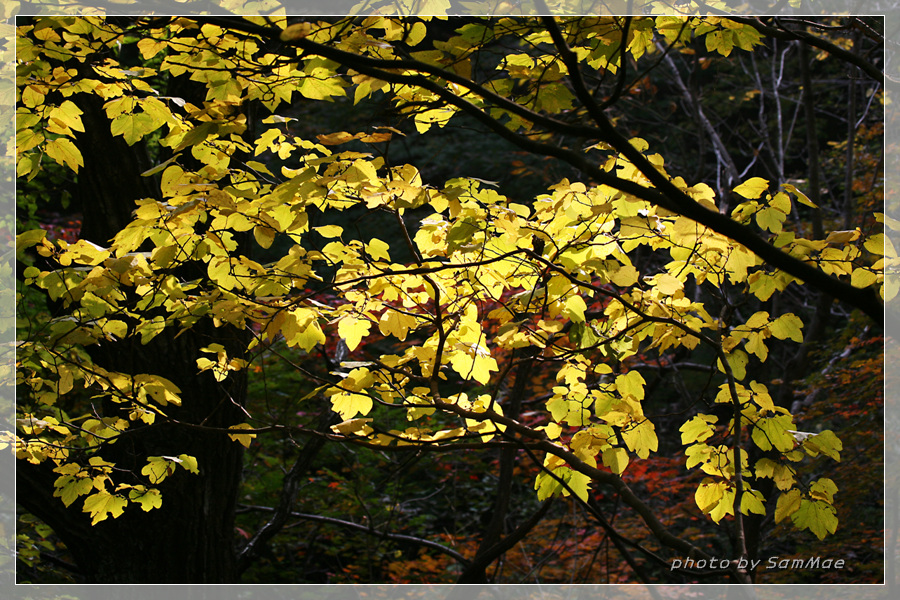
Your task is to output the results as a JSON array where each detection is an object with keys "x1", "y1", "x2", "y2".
[{"x1": 17, "y1": 87, "x2": 248, "y2": 584}]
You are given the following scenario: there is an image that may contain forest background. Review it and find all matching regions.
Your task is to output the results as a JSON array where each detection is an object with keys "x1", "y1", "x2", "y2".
[{"x1": 5, "y1": 1, "x2": 896, "y2": 590}]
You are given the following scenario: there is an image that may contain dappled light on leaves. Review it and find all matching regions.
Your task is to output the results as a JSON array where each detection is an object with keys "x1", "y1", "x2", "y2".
[{"x1": 14, "y1": 13, "x2": 884, "y2": 584}]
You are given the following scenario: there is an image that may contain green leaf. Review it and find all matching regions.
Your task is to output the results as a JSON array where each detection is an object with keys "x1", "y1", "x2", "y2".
[
  {"x1": 792, "y1": 498, "x2": 838, "y2": 539},
  {"x1": 801, "y1": 430, "x2": 842, "y2": 461},
  {"x1": 110, "y1": 112, "x2": 157, "y2": 145}
]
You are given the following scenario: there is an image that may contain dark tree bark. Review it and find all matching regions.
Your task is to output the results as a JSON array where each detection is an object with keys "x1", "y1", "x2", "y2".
[{"x1": 17, "y1": 82, "x2": 248, "y2": 584}]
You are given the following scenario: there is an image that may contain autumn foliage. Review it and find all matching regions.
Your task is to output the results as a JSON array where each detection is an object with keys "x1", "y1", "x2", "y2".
[{"x1": 14, "y1": 14, "x2": 885, "y2": 584}]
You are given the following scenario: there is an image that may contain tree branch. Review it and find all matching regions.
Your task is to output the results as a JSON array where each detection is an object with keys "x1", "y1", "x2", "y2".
[{"x1": 237, "y1": 504, "x2": 472, "y2": 567}]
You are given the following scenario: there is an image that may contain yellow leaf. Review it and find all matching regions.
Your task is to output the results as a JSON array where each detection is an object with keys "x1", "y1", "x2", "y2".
[
  {"x1": 366, "y1": 238, "x2": 391, "y2": 261},
  {"x1": 718, "y1": 349, "x2": 748, "y2": 380},
  {"x1": 134, "y1": 374, "x2": 182, "y2": 406},
  {"x1": 16, "y1": 229, "x2": 47, "y2": 257},
  {"x1": 864, "y1": 233, "x2": 887, "y2": 256},
  {"x1": 782, "y1": 183, "x2": 817, "y2": 208},
  {"x1": 752, "y1": 414, "x2": 795, "y2": 452},
  {"x1": 695, "y1": 480, "x2": 727, "y2": 515},
  {"x1": 565, "y1": 294, "x2": 587, "y2": 323},
  {"x1": 316, "y1": 131, "x2": 359, "y2": 145},
  {"x1": 775, "y1": 488, "x2": 802, "y2": 523},
  {"x1": 734, "y1": 177, "x2": 769, "y2": 199},
  {"x1": 615, "y1": 370, "x2": 645, "y2": 401},
  {"x1": 825, "y1": 229, "x2": 860, "y2": 244},
  {"x1": 768, "y1": 313, "x2": 803, "y2": 342},
  {"x1": 851, "y1": 268, "x2": 878, "y2": 288},
  {"x1": 44, "y1": 137, "x2": 83, "y2": 172},
  {"x1": 49, "y1": 100, "x2": 84, "y2": 133},
  {"x1": 610, "y1": 264, "x2": 639, "y2": 287},
  {"x1": 378, "y1": 309, "x2": 418, "y2": 341},
  {"x1": 254, "y1": 226, "x2": 276, "y2": 249},
  {"x1": 679, "y1": 414, "x2": 717, "y2": 444},
  {"x1": 227, "y1": 424, "x2": 257, "y2": 448},
  {"x1": 802, "y1": 430, "x2": 842, "y2": 461},
  {"x1": 129, "y1": 487, "x2": 162, "y2": 512},
  {"x1": 338, "y1": 315, "x2": 371, "y2": 352},
  {"x1": 137, "y1": 37, "x2": 167, "y2": 59},
  {"x1": 284, "y1": 308, "x2": 326, "y2": 351},
  {"x1": 177, "y1": 454, "x2": 200, "y2": 474},
  {"x1": 654, "y1": 273, "x2": 683, "y2": 296},
  {"x1": 331, "y1": 391, "x2": 373, "y2": 420},
  {"x1": 53, "y1": 474, "x2": 93, "y2": 507},
  {"x1": 280, "y1": 22, "x2": 312, "y2": 41},
  {"x1": 141, "y1": 457, "x2": 174, "y2": 484},
  {"x1": 83, "y1": 491, "x2": 128, "y2": 525},
  {"x1": 331, "y1": 418, "x2": 374, "y2": 435},
  {"x1": 740, "y1": 488, "x2": 766, "y2": 515},
  {"x1": 601, "y1": 447, "x2": 629, "y2": 474},
  {"x1": 792, "y1": 498, "x2": 838, "y2": 539},
  {"x1": 621, "y1": 418, "x2": 657, "y2": 459},
  {"x1": 314, "y1": 225, "x2": 343, "y2": 238},
  {"x1": 449, "y1": 343, "x2": 498, "y2": 385},
  {"x1": 755, "y1": 206, "x2": 786, "y2": 233},
  {"x1": 563, "y1": 469, "x2": 591, "y2": 502}
]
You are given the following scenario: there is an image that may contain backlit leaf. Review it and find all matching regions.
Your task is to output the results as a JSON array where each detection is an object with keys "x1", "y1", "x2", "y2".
[{"x1": 734, "y1": 177, "x2": 768, "y2": 199}]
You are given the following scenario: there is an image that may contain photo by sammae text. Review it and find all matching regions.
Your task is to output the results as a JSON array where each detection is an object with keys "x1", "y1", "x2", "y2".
[{"x1": 670, "y1": 556, "x2": 846, "y2": 571}]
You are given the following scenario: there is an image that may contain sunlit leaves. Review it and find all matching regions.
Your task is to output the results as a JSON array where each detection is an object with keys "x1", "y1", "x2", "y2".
[
  {"x1": 789, "y1": 482, "x2": 840, "y2": 540},
  {"x1": 338, "y1": 315, "x2": 371, "y2": 352},
  {"x1": 379, "y1": 310, "x2": 418, "y2": 342},
  {"x1": 734, "y1": 177, "x2": 769, "y2": 199},
  {"x1": 44, "y1": 137, "x2": 83, "y2": 172},
  {"x1": 83, "y1": 491, "x2": 128, "y2": 525},
  {"x1": 227, "y1": 424, "x2": 257, "y2": 448},
  {"x1": 535, "y1": 455, "x2": 591, "y2": 503},
  {"x1": 751, "y1": 414, "x2": 796, "y2": 452},
  {"x1": 680, "y1": 414, "x2": 717, "y2": 445},
  {"x1": 14, "y1": 15, "x2": 866, "y2": 548},
  {"x1": 141, "y1": 455, "x2": 200, "y2": 484},
  {"x1": 621, "y1": 418, "x2": 658, "y2": 459}
]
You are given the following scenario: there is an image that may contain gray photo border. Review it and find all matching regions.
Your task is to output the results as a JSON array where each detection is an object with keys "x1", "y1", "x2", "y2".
[{"x1": 2, "y1": 2, "x2": 894, "y2": 599}]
